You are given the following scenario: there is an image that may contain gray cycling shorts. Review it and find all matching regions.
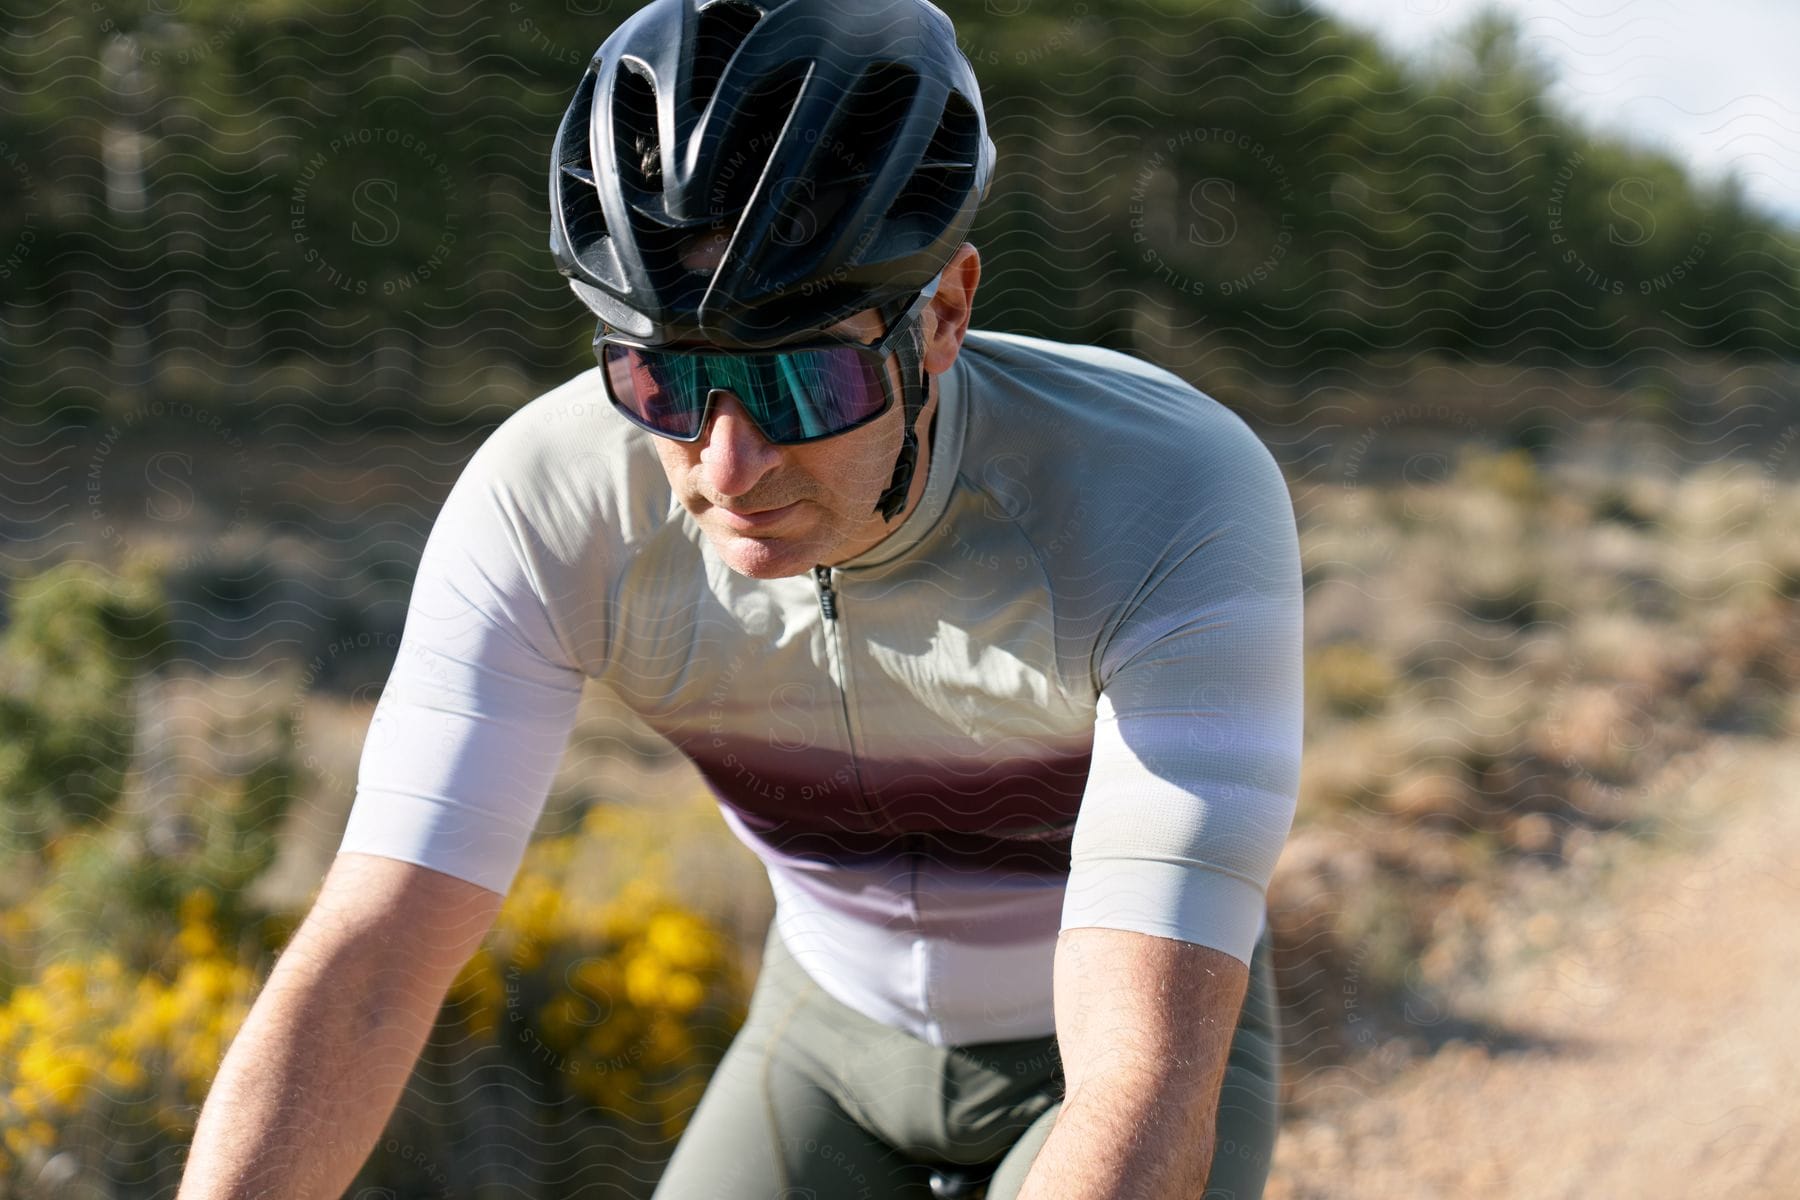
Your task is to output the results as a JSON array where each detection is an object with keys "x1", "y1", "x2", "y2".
[{"x1": 650, "y1": 921, "x2": 1281, "y2": 1199}]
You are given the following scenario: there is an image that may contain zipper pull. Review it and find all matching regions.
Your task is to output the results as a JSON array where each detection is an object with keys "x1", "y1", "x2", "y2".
[{"x1": 812, "y1": 564, "x2": 838, "y2": 621}]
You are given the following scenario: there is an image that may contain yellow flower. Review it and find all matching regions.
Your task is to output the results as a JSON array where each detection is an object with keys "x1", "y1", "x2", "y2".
[
  {"x1": 41, "y1": 961, "x2": 85, "y2": 994},
  {"x1": 148, "y1": 989, "x2": 181, "y2": 1039},
  {"x1": 11, "y1": 986, "x2": 50, "y2": 1029},
  {"x1": 623, "y1": 955, "x2": 665, "y2": 1009},
  {"x1": 176, "y1": 959, "x2": 236, "y2": 1007},
  {"x1": 176, "y1": 923, "x2": 220, "y2": 960},
  {"x1": 179, "y1": 889, "x2": 218, "y2": 926},
  {"x1": 660, "y1": 972, "x2": 704, "y2": 1016},
  {"x1": 502, "y1": 877, "x2": 566, "y2": 945},
  {"x1": 645, "y1": 911, "x2": 716, "y2": 972},
  {"x1": 49, "y1": 1063, "x2": 89, "y2": 1109},
  {"x1": 537, "y1": 993, "x2": 598, "y2": 1049},
  {"x1": 645, "y1": 1013, "x2": 691, "y2": 1062},
  {"x1": 105, "y1": 1057, "x2": 148, "y2": 1091}
]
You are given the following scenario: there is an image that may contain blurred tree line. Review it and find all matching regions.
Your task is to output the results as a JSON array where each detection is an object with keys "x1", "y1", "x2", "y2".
[{"x1": 1, "y1": 0, "x2": 1796, "y2": 426}]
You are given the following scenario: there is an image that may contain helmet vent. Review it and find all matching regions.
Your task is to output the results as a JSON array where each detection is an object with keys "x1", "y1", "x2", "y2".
[
  {"x1": 690, "y1": 2, "x2": 764, "y2": 117},
  {"x1": 556, "y1": 70, "x2": 612, "y2": 270},
  {"x1": 560, "y1": 164, "x2": 610, "y2": 264},
  {"x1": 614, "y1": 60, "x2": 662, "y2": 193},
  {"x1": 921, "y1": 90, "x2": 979, "y2": 171},
  {"x1": 835, "y1": 61, "x2": 919, "y2": 176},
  {"x1": 884, "y1": 89, "x2": 977, "y2": 227}
]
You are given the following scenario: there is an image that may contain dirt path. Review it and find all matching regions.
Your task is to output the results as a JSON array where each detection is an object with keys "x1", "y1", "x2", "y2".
[{"x1": 1266, "y1": 743, "x2": 1800, "y2": 1200}]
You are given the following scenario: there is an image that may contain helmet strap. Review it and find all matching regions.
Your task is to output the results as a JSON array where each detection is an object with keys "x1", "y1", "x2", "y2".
[{"x1": 873, "y1": 326, "x2": 931, "y2": 521}]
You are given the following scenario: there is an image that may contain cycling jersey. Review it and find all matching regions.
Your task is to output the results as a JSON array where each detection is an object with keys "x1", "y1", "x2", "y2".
[{"x1": 339, "y1": 330, "x2": 1304, "y2": 1047}]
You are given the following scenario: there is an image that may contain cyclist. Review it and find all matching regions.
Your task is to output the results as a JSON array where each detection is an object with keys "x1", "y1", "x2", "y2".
[{"x1": 177, "y1": 1, "x2": 1302, "y2": 1197}]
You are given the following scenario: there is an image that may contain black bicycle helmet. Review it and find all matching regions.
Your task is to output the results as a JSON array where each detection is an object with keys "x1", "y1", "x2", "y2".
[{"x1": 549, "y1": 0, "x2": 995, "y2": 518}]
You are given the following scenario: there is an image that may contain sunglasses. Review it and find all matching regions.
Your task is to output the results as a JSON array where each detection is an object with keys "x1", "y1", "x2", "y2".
[{"x1": 594, "y1": 283, "x2": 937, "y2": 445}]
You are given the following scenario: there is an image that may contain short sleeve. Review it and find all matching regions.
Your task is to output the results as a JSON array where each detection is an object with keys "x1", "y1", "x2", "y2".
[
  {"x1": 1059, "y1": 418, "x2": 1303, "y2": 965},
  {"x1": 337, "y1": 443, "x2": 588, "y2": 896}
]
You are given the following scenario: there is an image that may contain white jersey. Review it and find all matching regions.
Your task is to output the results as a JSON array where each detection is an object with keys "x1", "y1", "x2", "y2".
[{"x1": 339, "y1": 330, "x2": 1304, "y2": 1046}]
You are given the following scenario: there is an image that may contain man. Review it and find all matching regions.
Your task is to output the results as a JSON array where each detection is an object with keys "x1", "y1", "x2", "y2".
[{"x1": 177, "y1": 1, "x2": 1303, "y2": 1197}]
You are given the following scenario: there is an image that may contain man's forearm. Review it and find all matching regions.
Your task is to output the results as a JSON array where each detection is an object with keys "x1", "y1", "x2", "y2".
[
  {"x1": 176, "y1": 932, "x2": 436, "y2": 1200},
  {"x1": 1015, "y1": 1071, "x2": 1216, "y2": 1200}
]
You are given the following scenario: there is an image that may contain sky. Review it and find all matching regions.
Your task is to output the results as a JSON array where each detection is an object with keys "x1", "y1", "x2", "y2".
[{"x1": 1309, "y1": 0, "x2": 1800, "y2": 225}]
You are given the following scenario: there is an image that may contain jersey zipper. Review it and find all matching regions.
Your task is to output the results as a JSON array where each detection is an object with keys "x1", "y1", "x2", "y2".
[
  {"x1": 812, "y1": 563, "x2": 838, "y2": 621},
  {"x1": 812, "y1": 565, "x2": 873, "y2": 824}
]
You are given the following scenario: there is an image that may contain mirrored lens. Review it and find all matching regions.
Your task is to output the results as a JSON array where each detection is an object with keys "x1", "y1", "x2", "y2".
[
  {"x1": 736, "y1": 348, "x2": 889, "y2": 442},
  {"x1": 603, "y1": 343, "x2": 706, "y2": 438},
  {"x1": 600, "y1": 343, "x2": 891, "y2": 443}
]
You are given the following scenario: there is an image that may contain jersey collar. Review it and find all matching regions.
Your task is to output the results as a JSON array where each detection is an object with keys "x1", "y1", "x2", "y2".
[{"x1": 832, "y1": 349, "x2": 970, "y2": 571}]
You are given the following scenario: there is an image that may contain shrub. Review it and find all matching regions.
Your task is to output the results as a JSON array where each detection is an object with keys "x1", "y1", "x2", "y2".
[
  {"x1": 444, "y1": 805, "x2": 749, "y2": 1145},
  {"x1": 0, "y1": 890, "x2": 258, "y2": 1185},
  {"x1": 0, "y1": 561, "x2": 170, "y2": 856}
]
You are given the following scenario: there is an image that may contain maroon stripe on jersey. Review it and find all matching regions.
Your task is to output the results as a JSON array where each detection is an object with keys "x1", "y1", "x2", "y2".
[{"x1": 680, "y1": 738, "x2": 1092, "y2": 874}]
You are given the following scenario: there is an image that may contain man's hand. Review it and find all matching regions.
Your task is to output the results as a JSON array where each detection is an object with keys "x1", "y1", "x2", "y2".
[{"x1": 1015, "y1": 925, "x2": 1250, "y2": 1200}]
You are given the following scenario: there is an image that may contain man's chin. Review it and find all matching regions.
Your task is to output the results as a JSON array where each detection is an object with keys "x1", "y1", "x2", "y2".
[{"x1": 705, "y1": 527, "x2": 820, "y2": 580}]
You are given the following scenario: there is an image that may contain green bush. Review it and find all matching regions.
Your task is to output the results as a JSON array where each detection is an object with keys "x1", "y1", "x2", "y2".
[{"x1": 0, "y1": 562, "x2": 170, "y2": 858}]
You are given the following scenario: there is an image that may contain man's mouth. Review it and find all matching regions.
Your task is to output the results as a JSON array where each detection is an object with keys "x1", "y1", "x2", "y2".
[{"x1": 713, "y1": 500, "x2": 800, "y2": 531}]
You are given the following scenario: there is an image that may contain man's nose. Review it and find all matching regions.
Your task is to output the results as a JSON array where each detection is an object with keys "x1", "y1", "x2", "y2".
[{"x1": 699, "y1": 390, "x2": 781, "y2": 497}]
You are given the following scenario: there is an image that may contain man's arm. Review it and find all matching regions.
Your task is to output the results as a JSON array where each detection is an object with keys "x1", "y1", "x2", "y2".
[
  {"x1": 176, "y1": 852, "x2": 502, "y2": 1200},
  {"x1": 1032, "y1": 398, "x2": 1300, "y2": 1194},
  {"x1": 1016, "y1": 926, "x2": 1249, "y2": 1200}
]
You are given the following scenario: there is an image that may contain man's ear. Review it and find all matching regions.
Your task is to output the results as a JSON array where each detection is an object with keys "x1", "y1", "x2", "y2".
[{"x1": 923, "y1": 242, "x2": 980, "y2": 376}]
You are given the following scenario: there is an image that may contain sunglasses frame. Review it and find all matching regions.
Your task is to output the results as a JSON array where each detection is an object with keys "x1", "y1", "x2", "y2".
[{"x1": 592, "y1": 281, "x2": 940, "y2": 446}]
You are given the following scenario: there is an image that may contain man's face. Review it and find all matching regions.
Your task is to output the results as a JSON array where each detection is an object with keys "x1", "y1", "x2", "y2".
[
  {"x1": 644, "y1": 234, "x2": 977, "y2": 579},
  {"x1": 648, "y1": 305, "x2": 932, "y2": 580}
]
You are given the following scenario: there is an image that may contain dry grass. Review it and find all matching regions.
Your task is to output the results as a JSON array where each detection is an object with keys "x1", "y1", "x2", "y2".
[{"x1": 1272, "y1": 442, "x2": 1800, "y2": 1089}]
